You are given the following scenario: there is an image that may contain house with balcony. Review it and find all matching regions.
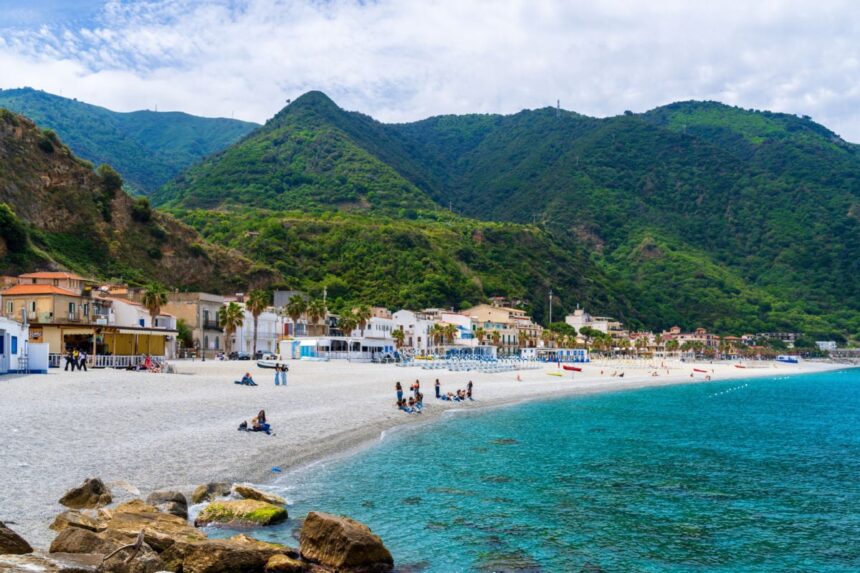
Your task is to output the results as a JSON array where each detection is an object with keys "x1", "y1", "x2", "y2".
[
  {"x1": 160, "y1": 292, "x2": 226, "y2": 357},
  {"x1": 231, "y1": 304, "x2": 284, "y2": 356},
  {"x1": 392, "y1": 310, "x2": 434, "y2": 351},
  {"x1": 16, "y1": 271, "x2": 98, "y2": 295},
  {"x1": 461, "y1": 304, "x2": 540, "y2": 352}
]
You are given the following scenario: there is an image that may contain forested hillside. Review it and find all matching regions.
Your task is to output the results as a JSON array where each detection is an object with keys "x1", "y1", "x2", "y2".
[
  {"x1": 0, "y1": 109, "x2": 264, "y2": 290},
  {"x1": 159, "y1": 92, "x2": 859, "y2": 340},
  {"x1": 0, "y1": 88, "x2": 258, "y2": 194}
]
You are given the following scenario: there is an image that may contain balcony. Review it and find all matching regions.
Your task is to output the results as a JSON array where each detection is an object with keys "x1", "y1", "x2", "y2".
[{"x1": 202, "y1": 319, "x2": 223, "y2": 331}]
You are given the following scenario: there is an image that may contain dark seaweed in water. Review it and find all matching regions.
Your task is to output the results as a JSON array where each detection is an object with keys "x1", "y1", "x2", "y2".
[
  {"x1": 402, "y1": 496, "x2": 422, "y2": 505},
  {"x1": 475, "y1": 548, "x2": 542, "y2": 572},
  {"x1": 480, "y1": 475, "x2": 512, "y2": 483},
  {"x1": 491, "y1": 438, "x2": 518, "y2": 445}
]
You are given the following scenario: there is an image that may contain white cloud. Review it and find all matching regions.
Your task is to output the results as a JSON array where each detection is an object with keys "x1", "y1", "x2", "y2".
[{"x1": 1, "y1": 0, "x2": 859, "y2": 140}]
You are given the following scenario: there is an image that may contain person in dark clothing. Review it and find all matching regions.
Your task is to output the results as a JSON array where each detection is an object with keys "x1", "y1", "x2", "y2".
[
  {"x1": 467, "y1": 380, "x2": 473, "y2": 400},
  {"x1": 396, "y1": 381, "x2": 403, "y2": 403},
  {"x1": 64, "y1": 350, "x2": 75, "y2": 371},
  {"x1": 78, "y1": 350, "x2": 88, "y2": 372},
  {"x1": 435, "y1": 379, "x2": 441, "y2": 399}
]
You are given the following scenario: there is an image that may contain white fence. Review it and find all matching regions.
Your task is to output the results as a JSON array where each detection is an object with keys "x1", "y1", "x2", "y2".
[{"x1": 49, "y1": 354, "x2": 151, "y2": 369}]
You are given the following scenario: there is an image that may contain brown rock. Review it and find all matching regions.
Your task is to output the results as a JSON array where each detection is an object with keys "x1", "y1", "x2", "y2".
[
  {"x1": 190, "y1": 483, "x2": 231, "y2": 504},
  {"x1": 49, "y1": 527, "x2": 164, "y2": 573},
  {"x1": 102, "y1": 500, "x2": 205, "y2": 553},
  {"x1": 265, "y1": 553, "x2": 305, "y2": 572},
  {"x1": 160, "y1": 536, "x2": 295, "y2": 573},
  {"x1": 194, "y1": 500, "x2": 287, "y2": 527},
  {"x1": 145, "y1": 490, "x2": 188, "y2": 519},
  {"x1": 0, "y1": 552, "x2": 103, "y2": 572},
  {"x1": 49, "y1": 511, "x2": 104, "y2": 533},
  {"x1": 59, "y1": 479, "x2": 112, "y2": 510},
  {"x1": 299, "y1": 512, "x2": 393, "y2": 572},
  {"x1": 233, "y1": 484, "x2": 287, "y2": 506},
  {"x1": 0, "y1": 522, "x2": 32, "y2": 555}
]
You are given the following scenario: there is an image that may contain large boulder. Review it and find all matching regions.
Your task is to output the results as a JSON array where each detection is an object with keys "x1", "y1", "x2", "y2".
[
  {"x1": 49, "y1": 528, "x2": 163, "y2": 573},
  {"x1": 265, "y1": 553, "x2": 305, "y2": 572},
  {"x1": 190, "y1": 483, "x2": 231, "y2": 504},
  {"x1": 0, "y1": 521, "x2": 32, "y2": 555},
  {"x1": 299, "y1": 512, "x2": 393, "y2": 572},
  {"x1": 0, "y1": 552, "x2": 103, "y2": 572},
  {"x1": 233, "y1": 484, "x2": 287, "y2": 506},
  {"x1": 145, "y1": 491, "x2": 188, "y2": 519},
  {"x1": 49, "y1": 511, "x2": 104, "y2": 533},
  {"x1": 102, "y1": 500, "x2": 205, "y2": 552},
  {"x1": 194, "y1": 500, "x2": 287, "y2": 527},
  {"x1": 160, "y1": 535, "x2": 297, "y2": 573},
  {"x1": 59, "y1": 479, "x2": 112, "y2": 510}
]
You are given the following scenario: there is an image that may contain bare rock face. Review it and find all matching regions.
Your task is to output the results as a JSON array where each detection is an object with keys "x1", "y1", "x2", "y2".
[
  {"x1": 49, "y1": 527, "x2": 164, "y2": 573},
  {"x1": 49, "y1": 511, "x2": 104, "y2": 533},
  {"x1": 191, "y1": 483, "x2": 232, "y2": 504},
  {"x1": 194, "y1": 500, "x2": 287, "y2": 527},
  {"x1": 299, "y1": 512, "x2": 393, "y2": 572},
  {"x1": 233, "y1": 484, "x2": 287, "y2": 506},
  {"x1": 145, "y1": 491, "x2": 188, "y2": 519},
  {"x1": 160, "y1": 535, "x2": 297, "y2": 573},
  {"x1": 0, "y1": 521, "x2": 32, "y2": 555},
  {"x1": 0, "y1": 552, "x2": 103, "y2": 572},
  {"x1": 101, "y1": 500, "x2": 205, "y2": 553},
  {"x1": 58, "y1": 479, "x2": 112, "y2": 510}
]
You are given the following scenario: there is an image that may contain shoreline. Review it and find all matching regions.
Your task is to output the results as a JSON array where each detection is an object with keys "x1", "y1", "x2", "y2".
[{"x1": 0, "y1": 358, "x2": 852, "y2": 548}]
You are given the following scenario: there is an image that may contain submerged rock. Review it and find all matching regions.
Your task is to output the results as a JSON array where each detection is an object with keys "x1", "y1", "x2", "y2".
[
  {"x1": 191, "y1": 482, "x2": 232, "y2": 504},
  {"x1": 58, "y1": 478, "x2": 112, "y2": 510},
  {"x1": 0, "y1": 521, "x2": 32, "y2": 555},
  {"x1": 233, "y1": 484, "x2": 287, "y2": 506},
  {"x1": 194, "y1": 500, "x2": 288, "y2": 527},
  {"x1": 300, "y1": 511, "x2": 393, "y2": 572},
  {"x1": 145, "y1": 490, "x2": 189, "y2": 519}
]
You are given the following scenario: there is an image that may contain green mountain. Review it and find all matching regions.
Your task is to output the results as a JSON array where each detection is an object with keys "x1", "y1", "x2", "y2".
[
  {"x1": 160, "y1": 93, "x2": 860, "y2": 340},
  {"x1": 0, "y1": 109, "x2": 265, "y2": 290},
  {"x1": 0, "y1": 87, "x2": 258, "y2": 194}
]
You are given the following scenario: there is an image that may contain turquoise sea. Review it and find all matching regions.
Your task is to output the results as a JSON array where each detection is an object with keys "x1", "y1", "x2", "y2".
[{"x1": 255, "y1": 369, "x2": 860, "y2": 572}]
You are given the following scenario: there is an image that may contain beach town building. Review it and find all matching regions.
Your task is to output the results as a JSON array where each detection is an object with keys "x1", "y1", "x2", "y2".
[
  {"x1": 660, "y1": 326, "x2": 720, "y2": 349},
  {"x1": 16, "y1": 271, "x2": 98, "y2": 294},
  {"x1": 565, "y1": 308, "x2": 626, "y2": 339},
  {"x1": 461, "y1": 304, "x2": 541, "y2": 352},
  {"x1": 755, "y1": 332, "x2": 800, "y2": 348},
  {"x1": 230, "y1": 304, "x2": 284, "y2": 356},
  {"x1": 0, "y1": 315, "x2": 49, "y2": 374},
  {"x1": 159, "y1": 292, "x2": 226, "y2": 357},
  {"x1": 816, "y1": 341, "x2": 837, "y2": 352},
  {"x1": 392, "y1": 310, "x2": 435, "y2": 351}
]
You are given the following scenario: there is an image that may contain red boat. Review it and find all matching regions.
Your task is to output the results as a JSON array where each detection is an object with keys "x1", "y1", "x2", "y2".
[
  {"x1": 562, "y1": 365, "x2": 583, "y2": 372},
  {"x1": 734, "y1": 364, "x2": 746, "y2": 369},
  {"x1": 693, "y1": 368, "x2": 708, "y2": 373}
]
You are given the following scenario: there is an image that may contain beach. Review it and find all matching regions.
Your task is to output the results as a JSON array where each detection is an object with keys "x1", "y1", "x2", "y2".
[{"x1": 0, "y1": 357, "x2": 846, "y2": 548}]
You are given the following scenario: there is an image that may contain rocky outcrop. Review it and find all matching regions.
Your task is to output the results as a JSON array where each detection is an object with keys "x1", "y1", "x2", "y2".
[
  {"x1": 191, "y1": 482, "x2": 232, "y2": 504},
  {"x1": 265, "y1": 553, "x2": 305, "y2": 572},
  {"x1": 160, "y1": 535, "x2": 298, "y2": 573},
  {"x1": 194, "y1": 500, "x2": 288, "y2": 527},
  {"x1": 0, "y1": 552, "x2": 103, "y2": 572},
  {"x1": 145, "y1": 490, "x2": 188, "y2": 519},
  {"x1": 49, "y1": 510, "x2": 104, "y2": 533},
  {"x1": 0, "y1": 521, "x2": 32, "y2": 555},
  {"x1": 299, "y1": 512, "x2": 393, "y2": 572},
  {"x1": 58, "y1": 478, "x2": 112, "y2": 510},
  {"x1": 102, "y1": 500, "x2": 205, "y2": 552},
  {"x1": 233, "y1": 484, "x2": 287, "y2": 506}
]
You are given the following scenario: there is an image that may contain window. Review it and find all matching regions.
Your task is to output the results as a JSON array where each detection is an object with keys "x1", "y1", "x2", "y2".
[
  {"x1": 204, "y1": 335, "x2": 209, "y2": 349},
  {"x1": 68, "y1": 302, "x2": 76, "y2": 315},
  {"x1": 11, "y1": 336, "x2": 17, "y2": 355},
  {"x1": 28, "y1": 301, "x2": 36, "y2": 313},
  {"x1": 6, "y1": 301, "x2": 12, "y2": 314},
  {"x1": 215, "y1": 337, "x2": 220, "y2": 350}
]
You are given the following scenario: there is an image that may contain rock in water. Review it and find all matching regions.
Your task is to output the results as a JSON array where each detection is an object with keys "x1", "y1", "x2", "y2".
[
  {"x1": 300, "y1": 511, "x2": 393, "y2": 572},
  {"x1": 0, "y1": 521, "x2": 32, "y2": 555},
  {"x1": 265, "y1": 553, "x2": 304, "y2": 572},
  {"x1": 145, "y1": 490, "x2": 189, "y2": 519},
  {"x1": 58, "y1": 478, "x2": 112, "y2": 509},
  {"x1": 233, "y1": 484, "x2": 287, "y2": 506},
  {"x1": 194, "y1": 500, "x2": 288, "y2": 527},
  {"x1": 191, "y1": 482, "x2": 232, "y2": 504}
]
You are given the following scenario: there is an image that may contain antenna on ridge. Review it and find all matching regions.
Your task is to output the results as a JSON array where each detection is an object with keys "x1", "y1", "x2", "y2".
[{"x1": 556, "y1": 99, "x2": 560, "y2": 118}]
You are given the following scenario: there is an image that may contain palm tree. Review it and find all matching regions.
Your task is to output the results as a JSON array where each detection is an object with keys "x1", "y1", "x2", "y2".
[
  {"x1": 518, "y1": 330, "x2": 529, "y2": 348},
  {"x1": 490, "y1": 330, "x2": 501, "y2": 347},
  {"x1": 475, "y1": 327, "x2": 486, "y2": 345},
  {"x1": 246, "y1": 289, "x2": 269, "y2": 357},
  {"x1": 141, "y1": 284, "x2": 168, "y2": 326},
  {"x1": 218, "y1": 302, "x2": 244, "y2": 355},
  {"x1": 353, "y1": 305, "x2": 372, "y2": 337},
  {"x1": 285, "y1": 295, "x2": 307, "y2": 336},
  {"x1": 338, "y1": 314, "x2": 357, "y2": 337},
  {"x1": 443, "y1": 323, "x2": 458, "y2": 344},
  {"x1": 430, "y1": 323, "x2": 445, "y2": 347},
  {"x1": 392, "y1": 327, "x2": 405, "y2": 349},
  {"x1": 307, "y1": 299, "x2": 328, "y2": 335},
  {"x1": 541, "y1": 329, "x2": 555, "y2": 348},
  {"x1": 665, "y1": 339, "x2": 679, "y2": 355}
]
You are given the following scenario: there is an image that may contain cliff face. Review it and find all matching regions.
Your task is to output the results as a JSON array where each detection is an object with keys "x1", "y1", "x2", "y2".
[{"x1": 0, "y1": 109, "x2": 267, "y2": 289}]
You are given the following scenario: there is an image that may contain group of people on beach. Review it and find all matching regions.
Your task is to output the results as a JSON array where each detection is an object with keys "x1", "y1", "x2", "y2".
[
  {"x1": 394, "y1": 378, "x2": 475, "y2": 413},
  {"x1": 63, "y1": 349, "x2": 89, "y2": 371},
  {"x1": 238, "y1": 409, "x2": 272, "y2": 435}
]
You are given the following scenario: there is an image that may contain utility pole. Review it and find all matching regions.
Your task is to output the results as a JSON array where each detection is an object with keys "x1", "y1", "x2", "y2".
[{"x1": 548, "y1": 288, "x2": 553, "y2": 324}]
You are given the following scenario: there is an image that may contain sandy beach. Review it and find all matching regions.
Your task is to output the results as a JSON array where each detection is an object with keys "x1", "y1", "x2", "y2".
[{"x1": 0, "y1": 357, "x2": 848, "y2": 548}]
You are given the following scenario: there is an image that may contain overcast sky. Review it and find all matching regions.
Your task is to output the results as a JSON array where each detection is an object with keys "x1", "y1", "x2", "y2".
[{"x1": 1, "y1": 0, "x2": 859, "y2": 141}]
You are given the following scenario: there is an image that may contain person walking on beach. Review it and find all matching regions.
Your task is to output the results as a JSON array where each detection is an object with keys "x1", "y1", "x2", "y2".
[
  {"x1": 72, "y1": 349, "x2": 80, "y2": 371},
  {"x1": 396, "y1": 381, "x2": 403, "y2": 404},
  {"x1": 467, "y1": 380, "x2": 474, "y2": 400},
  {"x1": 435, "y1": 379, "x2": 441, "y2": 399},
  {"x1": 64, "y1": 350, "x2": 75, "y2": 371},
  {"x1": 274, "y1": 364, "x2": 281, "y2": 386},
  {"x1": 78, "y1": 349, "x2": 88, "y2": 372}
]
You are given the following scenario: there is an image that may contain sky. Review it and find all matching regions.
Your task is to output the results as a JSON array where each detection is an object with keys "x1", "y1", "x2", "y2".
[{"x1": 1, "y1": 0, "x2": 859, "y2": 140}]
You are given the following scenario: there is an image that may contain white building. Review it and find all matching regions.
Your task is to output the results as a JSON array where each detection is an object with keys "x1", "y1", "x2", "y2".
[
  {"x1": 816, "y1": 341, "x2": 837, "y2": 352},
  {"x1": 232, "y1": 306, "x2": 284, "y2": 355},
  {"x1": 363, "y1": 316, "x2": 396, "y2": 340},
  {"x1": 565, "y1": 308, "x2": 625, "y2": 338},
  {"x1": 393, "y1": 310, "x2": 434, "y2": 351},
  {"x1": 0, "y1": 316, "x2": 48, "y2": 374},
  {"x1": 440, "y1": 311, "x2": 476, "y2": 346}
]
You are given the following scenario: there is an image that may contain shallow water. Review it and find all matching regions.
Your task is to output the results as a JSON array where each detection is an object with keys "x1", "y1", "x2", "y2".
[{"x1": 238, "y1": 369, "x2": 860, "y2": 571}]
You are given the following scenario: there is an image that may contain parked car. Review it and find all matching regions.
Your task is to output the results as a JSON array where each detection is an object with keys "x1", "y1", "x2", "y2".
[{"x1": 228, "y1": 351, "x2": 251, "y2": 360}]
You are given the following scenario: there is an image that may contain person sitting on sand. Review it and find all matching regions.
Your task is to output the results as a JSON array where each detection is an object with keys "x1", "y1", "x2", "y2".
[
  {"x1": 257, "y1": 409, "x2": 267, "y2": 424},
  {"x1": 415, "y1": 392, "x2": 424, "y2": 411},
  {"x1": 235, "y1": 372, "x2": 257, "y2": 386},
  {"x1": 251, "y1": 416, "x2": 272, "y2": 434},
  {"x1": 396, "y1": 381, "x2": 403, "y2": 404}
]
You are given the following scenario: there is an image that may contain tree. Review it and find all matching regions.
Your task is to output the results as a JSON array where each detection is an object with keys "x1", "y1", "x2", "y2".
[
  {"x1": 307, "y1": 299, "x2": 328, "y2": 333},
  {"x1": 97, "y1": 164, "x2": 123, "y2": 195},
  {"x1": 541, "y1": 329, "x2": 555, "y2": 348},
  {"x1": 339, "y1": 314, "x2": 357, "y2": 337},
  {"x1": 475, "y1": 327, "x2": 486, "y2": 344},
  {"x1": 443, "y1": 323, "x2": 458, "y2": 344},
  {"x1": 392, "y1": 327, "x2": 405, "y2": 349},
  {"x1": 218, "y1": 302, "x2": 244, "y2": 355},
  {"x1": 176, "y1": 318, "x2": 193, "y2": 351},
  {"x1": 354, "y1": 305, "x2": 372, "y2": 337},
  {"x1": 285, "y1": 295, "x2": 307, "y2": 335},
  {"x1": 665, "y1": 339, "x2": 680, "y2": 354},
  {"x1": 141, "y1": 284, "x2": 168, "y2": 325},
  {"x1": 490, "y1": 330, "x2": 501, "y2": 347},
  {"x1": 246, "y1": 289, "x2": 270, "y2": 356},
  {"x1": 518, "y1": 330, "x2": 529, "y2": 348}
]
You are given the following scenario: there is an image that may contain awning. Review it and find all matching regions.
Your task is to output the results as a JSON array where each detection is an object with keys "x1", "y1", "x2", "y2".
[
  {"x1": 300, "y1": 340, "x2": 317, "y2": 347},
  {"x1": 61, "y1": 328, "x2": 96, "y2": 336},
  {"x1": 116, "y1": 328, "x2": 172, "y2": 336}
]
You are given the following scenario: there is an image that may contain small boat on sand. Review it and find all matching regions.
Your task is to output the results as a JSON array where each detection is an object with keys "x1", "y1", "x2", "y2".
[
  {"x1": 257, "y1": 360, "x2": 290, "y2": 369},
  {"x1": 562, "y1": 365, "x2": 583, "y2": 372},
  {"x1": 693, "y1": 368, "x2": 708, "y2": 373},
  {"x1": 734, "y1": 364, "x2": 747, "y2": 369}
]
